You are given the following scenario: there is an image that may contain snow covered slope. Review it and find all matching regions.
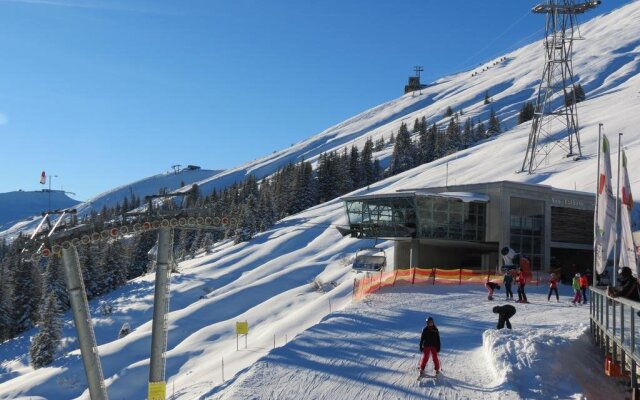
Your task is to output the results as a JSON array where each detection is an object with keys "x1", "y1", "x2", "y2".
[
  {"x1": 0, "y1": 168, "x2": 221, "y2": 240},
  {"x1": 212, "y1": 285, "x2": 625, "y2": 400},
  {"x1": 1, "y1": 1, "x2": 639, "y2": 399},
  {"x1": 0, "y1": 190, "x2": 80, "y2": 229}
]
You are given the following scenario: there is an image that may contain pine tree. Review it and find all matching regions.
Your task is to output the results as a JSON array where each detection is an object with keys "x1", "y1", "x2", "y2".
[
  {"x1": 416, "y1": 117, "x2": 428, "y2": 164},
  {"x1": 360, "y1": 138, "x2": 376, "y2": 185},
  {"x1": 43, "y1": 255, "x2": 69, "y2": 311},
  {"x1": 9, "y1": 257, "x2": 41, "y2": 336},
  {"x1": 474, "y1": 121, "x2": 486, "y2": 141},
  {"x1": 462, "y1": 118, "x2": 473, "y2": 149},
  {"x1": 487, "y1": 107, "x2": 501, "y2": 136},
  {"x1": 412, "y1": 117, "x2": 421, "y2": 133},
  {"x1": 374, "y1": 137, "x2": 385, "y2": 151},
  {"x1": 102, "y1": 240, "x2": 128, "y2": 290},
  {"x1": 389, "y1": 122, "x2": 417, "y2": 175},
  {"x1": 348, "y1": 146, "x2": 361, "y2": 189},
  {"x1": 445, "y1": 118, "x2": 462, "y2": 154},
  {"x1": 444, "y1": 106, "x2": 454, "y2": 118},
  {"x1": 575, "y1": 83, "x2": 586, "y2": 103},
  {"x1": 29, "y1": 292, "x2": 62, "y2": 369},
  {"x1": 518, "y1": 101, "x2": 535, "y2": 124},
  {"x1": 484, "y1": 91, "x2": 491, "y2": 105},
  {"x1": 128, "y1": 231, "x2": 156, "y2": 279}
]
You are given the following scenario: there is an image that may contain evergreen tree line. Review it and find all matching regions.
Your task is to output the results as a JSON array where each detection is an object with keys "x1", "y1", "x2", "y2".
[{"x1": 389, "y1": 110, "x2": 501, "y2": 176}]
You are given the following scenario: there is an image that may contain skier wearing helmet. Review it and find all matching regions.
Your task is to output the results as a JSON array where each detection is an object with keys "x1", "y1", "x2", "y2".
[{"x1": 418, "y1": 317, "x2": 441, "y2": 377}]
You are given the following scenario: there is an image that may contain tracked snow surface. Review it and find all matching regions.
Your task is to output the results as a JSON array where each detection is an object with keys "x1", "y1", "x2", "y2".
[{"x1": 1, "y1": 1, "x2": 640, "y2": 399}]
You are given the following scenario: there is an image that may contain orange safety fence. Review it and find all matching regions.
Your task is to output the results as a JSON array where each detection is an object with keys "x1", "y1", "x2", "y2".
[{"x1": 352, "y1": 268, "x2": 541, "y2": 301}]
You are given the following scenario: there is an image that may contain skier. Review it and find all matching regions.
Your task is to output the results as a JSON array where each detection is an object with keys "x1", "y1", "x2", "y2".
[
  {"x1": 492, "y1": 305, "x2": 516, "y2": 329},
  {"x1": 580, "y1": 272, "x2": 589, "y2": 304},
  {"x1": 419, "y1": 317, "x2": 441, "y2": 377},
  {"x1": 571, "y1": 273, "x2": 582, "y2": 305},
  {"x1": 503, "y1": 271, "x2": 514, "y2": 300},
  {"x1": 516, "y1": 271, "x2": 528, "y2": 303},
  {"x1": 485, "y1": 281, "x2": 501, "y2": 300},
  {"x1": 548, "y1": 272, "x2": 559, "y2": 302}
]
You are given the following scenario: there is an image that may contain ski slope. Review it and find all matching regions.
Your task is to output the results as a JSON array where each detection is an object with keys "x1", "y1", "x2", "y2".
[
  {"x1": 1, "y1": 1, "x2": 640, "y2": 399},
  {"x1": 211, "y1": 285, "x2": 625, "y2": 400}
]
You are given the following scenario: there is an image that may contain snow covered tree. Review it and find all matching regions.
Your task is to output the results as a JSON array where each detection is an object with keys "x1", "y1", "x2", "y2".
[
  {"x1": 102, "y1": 240, "x2": 129, "y2": 290},
  {"x1": 518, "y1": 101, "x2": 535, "y2": 124},
  {"x1": 444, "y1": 106, "x2": 454, "y2": 118},
  {"x1": 360, "y1": 138, "x2": 376, "y2": 186},
  {"x1": 487, "y1": 107, "x2": 501, "y2": 136},
  {"x1": 43, "y1": 255, "x2": 69, "y2": 311},
  {"x1": 484, "y1": 91, "x2": 491, "y2": 105},
  {"x1": 29, "y1": 292, "x2": 62, "y2": 369},
  {"x1": 389, "y1": 122, "x2": 417, "y2": 175},
  {"x1": 9, "y1": 257, "x2": 41, "y2": 336}
]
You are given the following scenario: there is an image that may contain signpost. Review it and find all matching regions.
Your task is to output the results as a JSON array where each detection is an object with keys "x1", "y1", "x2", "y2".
[{"x1": 236, "y1": 321, "x2": 249, "y2": 350}]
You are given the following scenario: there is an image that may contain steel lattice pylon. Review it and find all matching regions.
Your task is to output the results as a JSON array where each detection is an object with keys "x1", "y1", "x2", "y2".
[{"x1": 521, "y1": 0, "x2": 601, "y2": 173}]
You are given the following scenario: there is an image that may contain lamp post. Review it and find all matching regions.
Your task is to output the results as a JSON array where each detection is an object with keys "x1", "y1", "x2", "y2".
[{"x1": 48, "y1": 174, "x2": 58, "y2": 212}]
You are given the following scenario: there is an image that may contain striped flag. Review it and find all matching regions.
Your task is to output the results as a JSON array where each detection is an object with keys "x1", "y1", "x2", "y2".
[
  {"x1": 39, "y1": 171, "x2": 46, "y2": 185},
  {"x1": 595, "y1": 134, "x2": 616, "y2": 274},
  {"x1": 619, "y1": 149, "x2": 637, "y2": 275}
]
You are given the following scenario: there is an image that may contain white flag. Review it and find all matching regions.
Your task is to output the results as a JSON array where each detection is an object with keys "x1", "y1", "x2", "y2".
[
  {"x1": 619, "y1": 150, "x2": 637, "y2": 274},
  {"x1": 39, "y1": 171, "x2": 46, "y2": 185},
  {"x1": 595, "y1": 134, "x2": 616, "y2": 274}
]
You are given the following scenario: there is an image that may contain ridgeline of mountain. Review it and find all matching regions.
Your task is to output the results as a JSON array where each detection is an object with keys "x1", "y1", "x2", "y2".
[{"x1": 0, "y1": 190, "x2": 80, "y2": 229}]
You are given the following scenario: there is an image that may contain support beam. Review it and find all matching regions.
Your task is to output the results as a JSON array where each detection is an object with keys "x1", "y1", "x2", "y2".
[
  {"x1": 61, "y1": 245, "x2": 108, "y2": 400},
  {"x1": 410, "y1": 239, "x2": 420, "y2": 269},
  {"x1": 148, "y1": 227, "x2": 173, "y2": 399}
]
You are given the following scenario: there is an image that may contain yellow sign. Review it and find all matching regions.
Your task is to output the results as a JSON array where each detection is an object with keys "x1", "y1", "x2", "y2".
[
  {"x1": 236, "y1": 321, "x2": 249, "y2": 335},
  {"x1": 148, "y1": 381, "x2": 166, "y2": 400}
]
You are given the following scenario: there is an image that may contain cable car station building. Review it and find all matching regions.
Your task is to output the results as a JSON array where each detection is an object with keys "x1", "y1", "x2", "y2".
[{"x1": 342, "y1": 181, "x2": 595, "y2": 273}]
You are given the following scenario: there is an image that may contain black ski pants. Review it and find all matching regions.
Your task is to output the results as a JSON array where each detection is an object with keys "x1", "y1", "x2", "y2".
[
  {"x1": 548, "y1": 287, "x2": 559, "y2": 301},
  {"x1": 517, "y1": 284, "x2": 527, "y2": 302},
  {"x1": 497, "y1": 314, "x2": 513, "y2": 329},
  {"x1": 504, "y1": 283, "x2": 513, "y2": 299}
]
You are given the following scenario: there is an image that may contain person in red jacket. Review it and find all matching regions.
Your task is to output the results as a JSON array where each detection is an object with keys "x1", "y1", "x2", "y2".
[
  {"x1": 579, "y1": 272, "x2": 589, "y2": 304},
  {"x1": 516, "y1": 271, "x2": 528, "y2": 303},
  {"x1": 419, "y1": 317, "x2": 441, "y2": 377},
  {"x1": 548, "y1": 273, "x2": 559, "y2": 302}
]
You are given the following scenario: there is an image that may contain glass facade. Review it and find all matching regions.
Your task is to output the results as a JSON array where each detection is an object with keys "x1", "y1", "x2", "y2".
[
  {"x1": 510, "y1": 197, "x2": 545, "y2": 270},
  {"x1": 415, "y1": 196, "x2": 486, "y2": 241},
  {"x1": 344, "y1": 195, "x2": 486, "y2": 241},
  {"x1": 345, "y1": 197, "x2": 417, "y2": 238}
]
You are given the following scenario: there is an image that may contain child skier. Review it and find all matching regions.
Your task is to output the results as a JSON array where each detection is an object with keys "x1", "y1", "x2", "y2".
[
  {"x1": 419, "y1": 317, "x2": 441, "y2": 377},
  {"x1": 503, "y1": 271, "x2": 514, "y2": 300},
  {"x1": 548, "y1": 273, "x2": 559, "y2": 302},
  {"x1": 492, "y1": 305, "x2": 516, "y2": 329},
  {"x1": 571, "y1": 273, "x2": 582, "y2": 305},
  {"x1": 516, "y1": 271, "x2": 528, "y2": 303},
  {"x1": 485, "y1": 281, "x2": 500, "y2": 300}
]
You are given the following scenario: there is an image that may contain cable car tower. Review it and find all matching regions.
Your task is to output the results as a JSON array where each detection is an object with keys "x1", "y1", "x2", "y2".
[{"x1": 520, "y1": 0, "x2": 600, "y2": 174}]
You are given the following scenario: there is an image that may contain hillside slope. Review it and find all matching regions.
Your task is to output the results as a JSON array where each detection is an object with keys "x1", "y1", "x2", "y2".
[
  {"x1": 0, "y1": 190, "x2": 80, "y2": 229},
  {"x1": 0, "y1": 2, "x2": 639, "y2": 399}
]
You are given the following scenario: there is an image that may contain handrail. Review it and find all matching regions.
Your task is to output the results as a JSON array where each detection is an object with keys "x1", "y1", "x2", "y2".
[{"x1": 590, "y1": 286, "x2": 640, "y2": 390}]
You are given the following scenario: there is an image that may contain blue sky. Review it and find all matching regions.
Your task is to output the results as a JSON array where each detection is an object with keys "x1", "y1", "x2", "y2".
[{"x1": 0, "y1": 0, "x2": 628, "y2": 200}]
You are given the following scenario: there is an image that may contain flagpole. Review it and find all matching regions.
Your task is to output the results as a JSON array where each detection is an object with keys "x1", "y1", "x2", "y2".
[
  {"x1": 594, "y1": 124, "x2": 602, "y2": 285},
  {"x1": 613, "y1": 132, "x2": 623, "y2": 284}
]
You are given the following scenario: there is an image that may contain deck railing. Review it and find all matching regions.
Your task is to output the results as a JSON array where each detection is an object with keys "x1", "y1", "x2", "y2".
[{"x1": 590, "y1": 286, "x2": 640, "y2": 394}]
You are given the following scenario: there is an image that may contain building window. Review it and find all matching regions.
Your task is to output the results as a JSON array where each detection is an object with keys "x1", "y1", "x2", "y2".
[
  {"x1": 416, "y1": 196, "x2": 486, "y2": 241},
  {"x1": 345, "y1": 197, "x2": 417, "y2": 238},
  {"x1": 510, "y1": 197, "x2": 545, "y2": 270}
]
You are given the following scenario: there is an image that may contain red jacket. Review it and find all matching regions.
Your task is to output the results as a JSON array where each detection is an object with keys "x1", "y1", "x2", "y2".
[
  {"x1": 549, "y1": 277, "x2": 558, "y2": 289},
  {"x1": 579, "y1": 276, "x2": 588, "y2": 288},
  {"x1": 517, "y1": 274, "x2": 526, "y2": 285}
]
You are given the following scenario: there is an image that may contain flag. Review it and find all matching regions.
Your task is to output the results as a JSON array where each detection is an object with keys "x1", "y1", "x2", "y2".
[
  {"x1": 595, "y1": 134, "x2": 616, "y2": 274},
  {"x1": 39, "y1": 171, "x2": 46, "y2": 185},
  {"x1": 619, "y1": 150, "x2": 637, "y2": 275}
]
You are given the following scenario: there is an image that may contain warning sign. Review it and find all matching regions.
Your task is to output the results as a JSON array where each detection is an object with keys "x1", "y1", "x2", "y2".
[
  {"x1": 148, "y1": 381, "x2": 166, "y2": 400},
  {"x1": 236, "y1": 321, "x2": 249, "y2": 335}
]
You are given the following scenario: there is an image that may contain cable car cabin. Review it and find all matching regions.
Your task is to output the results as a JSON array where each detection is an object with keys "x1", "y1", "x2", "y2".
[{"x1": 352, "y1": 248, "x2": 387, "y2": 272}]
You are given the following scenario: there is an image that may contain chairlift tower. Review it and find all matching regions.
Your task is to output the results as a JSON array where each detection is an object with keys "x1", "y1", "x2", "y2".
[{"x1": 520, "y1": 0, "x2": 600, "y2": 174}]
